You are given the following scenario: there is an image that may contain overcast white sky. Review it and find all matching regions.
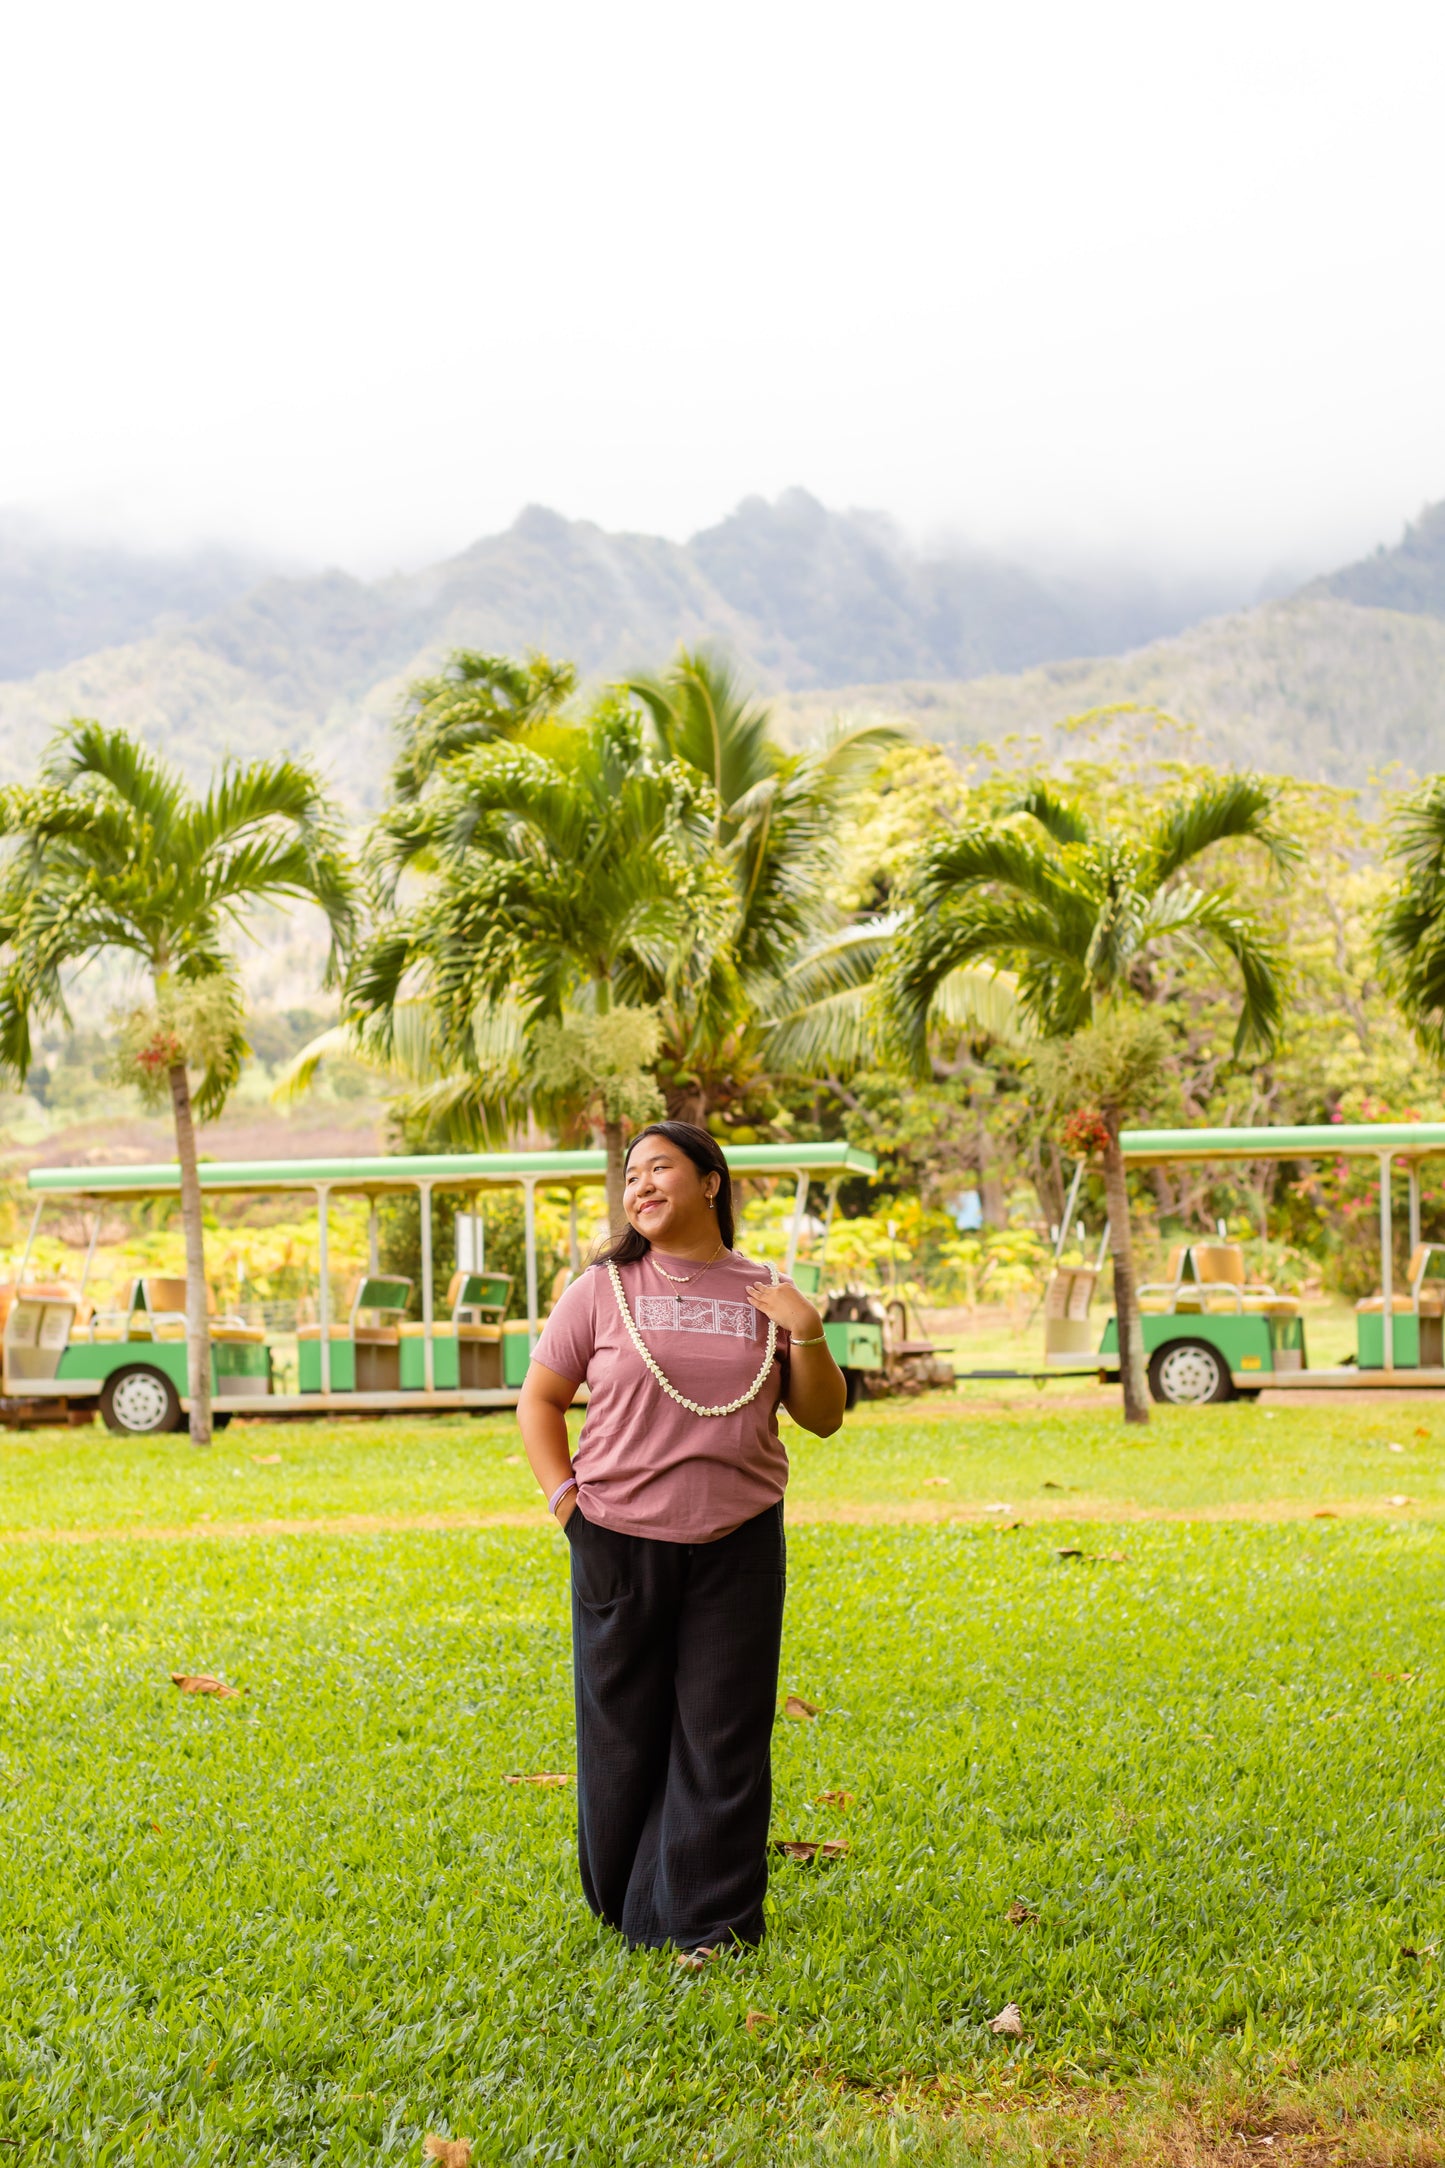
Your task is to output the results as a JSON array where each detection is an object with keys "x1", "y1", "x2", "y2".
[{"x1": 2, "y1": 0, "x2": 1442, "y2": 581}]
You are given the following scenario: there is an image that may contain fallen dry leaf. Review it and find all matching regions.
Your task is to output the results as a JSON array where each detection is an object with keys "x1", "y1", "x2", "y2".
[
  {"x1": 1387, "y1": 1495, "x2": 1413, "y2": 1507},
  {"x1": 1055, "y1": 1546, "x2": 1084, "y2": 1559},
  {"x1": 423, "y1": 2139, "x2": 472, "y2": 2168},
  {"x1": 170, "y1": 1673, "x2": 242, "y2": 1698},
  {"x1": 1005, "y1": 1899, "x2": 1038, "y2": 1926},
  {"x1": 922, "y1": 1476, "x2": 949, "y2": 1487},
  {"x1": 783, "y1": 1693, "x2": 818, "y2": 1722},
  {"x1": 1370, "y1": 1670, "x2": 1417, "y2": 1683},
  {"x1": 988, "y1": 2002, "x2": 1023, "y2": 2036},
  {"x1": 771, "y1": 1838, "x2": 850, "y2": 1863},
  {"x1": 503, "y1": 1772, "x2": 570, "y2": 1786},
  {"x1": 745, "y1": 2009, "x2": 773, "y2": 2032},
  {"x1": 1312, "y1": 1509, "x2": 1338, "y2": 1520},
  {"x1": 1401, "y1": 1942, "x2": 1438, "y2": 1959},
  {"x1": 1041, "y1": 1480, "x2": 1063, "y2": 1489},
  {"x1": 814, "y1": 1789, "x2": 855, "y2": 1808},
  {"x1": 249, "y1": 1452, "x2": 281, "y2": 1466},
  {"x1": 149, "y1": 1820, "x2": 163, "y2": 1834},
  {"x1": 1415, "y1": 1424, "x2": 1430, "y2": 1440},
  {"x1": 503, "y1": 1454, "x2": 522, "y2": 1466},
  {"x1": 997, "y1": 1521, "x2": 1024, "y2": 1532},
  {"x1": 983, "y1": 1501, "x2": 1013, "y2": 1514}
]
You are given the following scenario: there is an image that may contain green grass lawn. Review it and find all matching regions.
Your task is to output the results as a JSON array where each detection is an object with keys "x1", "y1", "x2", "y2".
[{"x1": 2, "y1": 1399, "x2": 1444, "y2": 2164}]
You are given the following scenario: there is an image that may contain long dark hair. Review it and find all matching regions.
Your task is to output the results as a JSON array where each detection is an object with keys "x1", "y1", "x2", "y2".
[{"x1": 595, "y1": 1120, "x2": 735, "y2": 1264}]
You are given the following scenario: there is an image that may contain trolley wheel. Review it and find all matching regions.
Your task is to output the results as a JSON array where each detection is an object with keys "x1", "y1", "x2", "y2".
[
  {"x1": 1147, "y1": 1338, "x2": 1235, "y2": 1406},
  {"x1": 842, "y1": 1367, "x2": 863, "y2": 1411},
  {"x1": 100, "y1": 1364, "x2": 184, "y2": 1435}
]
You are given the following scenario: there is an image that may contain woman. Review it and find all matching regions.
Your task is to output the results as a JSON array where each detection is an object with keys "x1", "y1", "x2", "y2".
[{"x1": 518, "y1": 1119, "x2": 846, "y2": 1961}]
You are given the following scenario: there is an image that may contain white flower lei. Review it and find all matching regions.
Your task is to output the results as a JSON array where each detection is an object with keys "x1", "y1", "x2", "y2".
[{"x1": 607, "y1": 1256, "x2": 779, "y2": 1417}]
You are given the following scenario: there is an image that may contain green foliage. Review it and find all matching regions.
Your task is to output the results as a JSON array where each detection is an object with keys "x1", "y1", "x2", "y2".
[
  {"x1": 882, "y1": 768, "x2": 1294, "y2": 1068},
  {"x1": 0, "y1": 720, "x2": 355, "y2": 1108},
  {"x1": 388, "y1": 649, "x2": 577, "y2": 804},
  {"x1": 1032, "y1": 1008, "x2": 1175, "y2": 1129},
  {"x1": 525, "y1": 1008, "x2": 665, "y2": 1130},
  {"x1": 1378, "y1": 773, "x2": 1445, "y2": 1063},
  {"x1": 375, "y1": 1185, "x2": 584, "y2": 1308},
  {"x1": 354, "y1": 698, "x2": 718, "y2": 1064},
  {"x1": 109, "y1": 976, "x2": 247, "y2": 1119}
]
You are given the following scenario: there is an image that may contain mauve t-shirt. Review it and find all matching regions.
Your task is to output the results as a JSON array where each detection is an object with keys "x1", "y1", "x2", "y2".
[{"x1": 531, "y1": 1249, "x2": 792, "y2": 1544}]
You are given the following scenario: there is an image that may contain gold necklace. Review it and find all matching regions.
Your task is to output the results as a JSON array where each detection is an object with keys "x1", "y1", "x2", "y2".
[{"x1": 649, "y1": 1241, "x2": 725, "y2": 1286}]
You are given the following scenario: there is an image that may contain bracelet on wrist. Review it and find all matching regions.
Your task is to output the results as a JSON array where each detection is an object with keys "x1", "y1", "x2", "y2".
[
  {"x1": 547, "y1": 1475, "x2": 578, "y2": 1515},
  {"x1": 791, "y1": 1333, "x2": 827, "y2": 1347}
]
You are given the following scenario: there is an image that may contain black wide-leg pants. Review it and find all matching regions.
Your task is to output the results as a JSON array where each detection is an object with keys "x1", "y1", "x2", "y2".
[{"x1": 566, "y1": 1500, "x2": 786, "y2": 1950}]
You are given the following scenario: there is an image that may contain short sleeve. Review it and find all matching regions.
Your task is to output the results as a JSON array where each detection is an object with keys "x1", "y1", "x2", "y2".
[{"x1": 531, "y1": 1271, "x2": 598, "y2": 1383}]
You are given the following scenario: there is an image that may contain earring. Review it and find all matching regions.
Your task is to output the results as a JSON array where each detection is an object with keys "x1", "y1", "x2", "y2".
[{"x1": 707, "y1": 1195, "x2": 715, "y2": 1209}]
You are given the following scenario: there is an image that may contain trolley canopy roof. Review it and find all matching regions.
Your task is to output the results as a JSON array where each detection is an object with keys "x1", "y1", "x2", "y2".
[
  {"x1": 25, "y1": 1140, "x2": 877, "y2": 1202},
  {"x1": 1119, "y1": 1122, "x2": 1445, "y2": 1166}
]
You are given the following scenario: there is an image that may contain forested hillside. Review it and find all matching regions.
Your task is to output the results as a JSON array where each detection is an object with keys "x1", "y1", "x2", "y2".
[
  {"x1": 1308, "y1": 498, "x2": 1445, "y2": 617},
  {"x1": 0, "y1": 493, "x2": 1243, "y2": 805},
  {"x1": 778, "y1": 597, "x2": 1445, "y2": 784},
  {"x1": 3, "y1": 491, "x2": 1445, "y2": 800}
]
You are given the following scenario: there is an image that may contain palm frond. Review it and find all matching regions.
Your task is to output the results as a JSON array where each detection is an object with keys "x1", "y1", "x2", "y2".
[
  {"x1": 1148, "y1": 773, "x2": 1300, "y2": 885},
  {"x1": 1012, "y1": 783, "x2": 1091, "y2": 848}
]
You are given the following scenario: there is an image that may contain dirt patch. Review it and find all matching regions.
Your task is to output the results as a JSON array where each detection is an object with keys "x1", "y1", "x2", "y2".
[
  {"x1": 785, "y1": 1496, "x2": 1439, "y2": 1527},
  {"x1": 800, "y1": 2072, "x2": 1445, "y2": 2166},
  {"x1": 0, "y1": 1509, "x2": 539, "y2": 1547},
  {"x1": 0, "y1": 1496, "x2": 1436, "y2": 1546}
]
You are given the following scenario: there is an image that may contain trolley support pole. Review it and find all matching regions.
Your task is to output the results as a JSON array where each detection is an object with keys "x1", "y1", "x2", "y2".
[
  {"x1": 1381, "y1": 1155, "x2": 1395, "y2": 1372},
  {"x1": 1055, "y1": 1159, "x2": 1086, "y2": 1262},
  {"x1": 77, "y1": 1210, "x2": 101, "y2": 1303},
  {"x1": 784, "y1": 1172, "x2": 810, "y2": 1275},
  {"x1": 523, "y1": 1178, "x2": 539, "y2": 1354},
  {"x1": 316, "y1": 1186, "x2": 332, "y2": 1394},
  {"x1": 16, "y1": 1200, "x2": 42, "y2": 1287},
  {"x1": 419, "y1": 1182, "x2": 435, "y2": 1392},
  {"x1": 818, "y1": 1178, "x2": 840, "y2": 1269},
  {"x1": 1409, "y1": 1165, "x2": 1422, "y2": 1256},
  {"x1": 368, "y1": 1199, "x2": 380, "y2": 1277}
]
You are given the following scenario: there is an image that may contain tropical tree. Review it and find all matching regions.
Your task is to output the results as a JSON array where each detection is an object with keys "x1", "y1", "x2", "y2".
[
  {"x1": 881, "y1": 775, "x2": 1296, "y2": 1422},
  {"x1": 348, "y1": 697, "x2": 720, "y2": 1229},
  {"x1": 1378, "y1": 775, "x2": 1445, "y2": 1060},
  {"x1": 0, "y1": 723, "x2": 355, "y2": 1442},
  {"x1": 387, "y1": 649, "x2": 577, "y2": 805},
  {"x1": 626, "y1": 649, "x2": 906, "y2": 1119},
  {"x1": 303, "y1": 648, "x2": 1012, "y2": 1189}
]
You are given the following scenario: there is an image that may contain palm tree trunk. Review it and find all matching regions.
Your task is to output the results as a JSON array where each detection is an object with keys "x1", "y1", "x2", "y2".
[
  {"x1": 603, "y1": 1117, "x2": 626, "y2": 1237},
  {"x1": 168, "y1": 1062, "x2": 213, "y2": 1445},
  {"x1": 1101, "y1": 1125, "x2": 1149, "y2": 1426}
]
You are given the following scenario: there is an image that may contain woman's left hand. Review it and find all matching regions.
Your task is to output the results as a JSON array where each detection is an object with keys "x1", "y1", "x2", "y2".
[{"x1": 745, "y1": 1279, "x2": 824, "y2": 1339}]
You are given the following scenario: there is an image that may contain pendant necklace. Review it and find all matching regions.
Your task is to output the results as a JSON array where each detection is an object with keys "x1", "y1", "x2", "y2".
[{"x1": 650, "y1": 1240, "x2": 725, "y2": 1324}]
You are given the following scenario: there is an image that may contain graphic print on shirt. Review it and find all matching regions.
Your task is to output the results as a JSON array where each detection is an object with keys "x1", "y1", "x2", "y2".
[{"x1": 634, "y1": 1295, "x2": 760, "y2": 1339}]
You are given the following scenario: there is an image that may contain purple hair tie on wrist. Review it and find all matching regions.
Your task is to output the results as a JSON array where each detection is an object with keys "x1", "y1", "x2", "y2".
[{"x1": 548, "y1": 1475, "x2": 578, "y2": 1515}]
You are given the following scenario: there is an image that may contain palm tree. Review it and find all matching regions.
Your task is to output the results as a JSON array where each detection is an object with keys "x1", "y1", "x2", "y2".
[
  {"x1": 314, "y1": 649, "x2": 1000, "y2": 1171},
  {"x1": 1378, "y1": 776, "x2": 1445, "y2": 1057},
  {"x1": 881, "y1": 775, "x2": 1296, "y2": 1422},
  {"x1": 0, "y1": 723, "x2": 355, "y2": 1443},
  {"x1": 349, "y1": 699, "x2": 718, "y2": 1229},
  {"x1": 627, "y1": 648, "x2": 905, "y2": 1118},
  {"x1": 387, "y1": 649, "x2": 577, "y2": 805}
]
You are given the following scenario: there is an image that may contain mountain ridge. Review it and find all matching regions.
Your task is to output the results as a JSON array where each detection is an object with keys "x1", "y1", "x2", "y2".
[{"x1": 3, "y1": 489, "x2": 1445, "y2": 800}]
